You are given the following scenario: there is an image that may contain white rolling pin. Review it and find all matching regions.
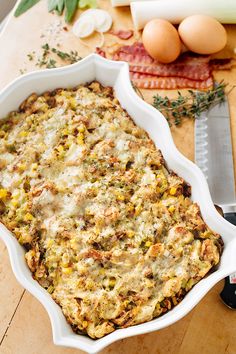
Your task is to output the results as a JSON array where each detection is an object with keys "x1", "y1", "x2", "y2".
[{"x1": 131, "y1": 0, "x2": 236, "y2": 29}]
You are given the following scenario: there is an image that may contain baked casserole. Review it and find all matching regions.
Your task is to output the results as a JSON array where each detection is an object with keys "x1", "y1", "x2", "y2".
[{"x1": 0, "y1": 81, "x2": 223, "y2": 338}]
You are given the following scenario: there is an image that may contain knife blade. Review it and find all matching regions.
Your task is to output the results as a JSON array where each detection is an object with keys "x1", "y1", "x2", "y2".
[{"x1": 195, "y1": 97, "x2": 236, "y2": 309}]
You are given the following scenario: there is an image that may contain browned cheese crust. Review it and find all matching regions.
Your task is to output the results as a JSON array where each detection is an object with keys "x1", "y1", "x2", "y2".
[{"x1": 0, "y1": 82, "x2": 223, "y2": 338}]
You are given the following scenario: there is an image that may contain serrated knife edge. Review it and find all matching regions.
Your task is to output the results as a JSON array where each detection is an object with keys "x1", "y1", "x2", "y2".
[{"x1": 195, "y1": 114, "x2": 209, "y2": 179}]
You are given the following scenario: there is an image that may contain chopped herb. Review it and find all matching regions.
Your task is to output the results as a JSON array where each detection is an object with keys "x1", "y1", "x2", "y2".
[
  {"x1": 27, "y1": 52, "x2": 35, "y2": 61},
  {"x1": 35, "y1": 43, "x2": 81, "y2": 69},
  {"x1": 19, "y1": 68, "x2": 27, "y2": 75},
  {"x1": 46, "y1": 59, "x2": 57, "y2": 69}
]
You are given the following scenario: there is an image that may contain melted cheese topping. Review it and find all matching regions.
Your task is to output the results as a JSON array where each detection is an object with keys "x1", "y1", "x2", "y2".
[{"x1": 0, "y1": 82, "x2": 223, "y2": 338}]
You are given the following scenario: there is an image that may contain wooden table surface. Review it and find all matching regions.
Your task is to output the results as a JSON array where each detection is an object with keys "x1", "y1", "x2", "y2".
[{"x1": 0, "y1": 1, "x2": 236, "y2": 353}]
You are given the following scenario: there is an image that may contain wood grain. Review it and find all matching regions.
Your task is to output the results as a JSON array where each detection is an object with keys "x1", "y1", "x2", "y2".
[{"x1": 0, "y1": 1, "x2": 235, "y2": 353}]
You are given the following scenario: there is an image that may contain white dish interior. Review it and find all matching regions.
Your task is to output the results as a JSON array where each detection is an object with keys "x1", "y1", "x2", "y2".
[{"x1": 0, "y1": 54, "x2": 236, "y2": 354}]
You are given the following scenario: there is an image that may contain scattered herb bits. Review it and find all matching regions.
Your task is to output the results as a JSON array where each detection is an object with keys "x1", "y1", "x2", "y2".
[{"x1": 26, "y1": 43, "x2": 81, "y2": 69}]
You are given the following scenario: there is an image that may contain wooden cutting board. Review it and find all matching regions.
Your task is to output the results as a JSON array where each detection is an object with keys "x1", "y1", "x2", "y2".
[{"x1": 0, "y1": 1, "x2": 236, "y2": 353}]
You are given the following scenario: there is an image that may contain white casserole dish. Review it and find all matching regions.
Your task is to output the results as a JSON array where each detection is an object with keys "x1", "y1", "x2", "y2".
[{"x1": 0, "y1": 54, "x2": 236, "y2": 354}]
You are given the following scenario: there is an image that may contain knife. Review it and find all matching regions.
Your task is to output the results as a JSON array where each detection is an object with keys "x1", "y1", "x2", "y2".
[{"x1": 195, "y1": 97, "x2": 236, "y2": 309}]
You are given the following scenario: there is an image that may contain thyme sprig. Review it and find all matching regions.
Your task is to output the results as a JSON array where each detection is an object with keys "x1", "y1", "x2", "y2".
[
  {"x1": 34, "y1": 43, "x2": 81, "y2": 69},
  {"x1": 152, "y1": 81, "x2": 232, "y2": 126}
]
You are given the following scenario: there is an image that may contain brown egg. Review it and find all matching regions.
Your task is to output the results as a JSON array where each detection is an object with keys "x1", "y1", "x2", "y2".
[
  {"x1": 142, "y1": 19, "x2": 181, "y2": 63},
  {"x1": 178, "y1": 15, "x2": 227, "y2": 55}
]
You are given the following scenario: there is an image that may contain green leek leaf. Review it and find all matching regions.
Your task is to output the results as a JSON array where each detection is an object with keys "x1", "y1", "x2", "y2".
[
  {"x1": 65, "y1": 0, "x2": 78, "y2": 23},
  {"x1": 48, "y1": 0, "x2": 58, "y2": 12},
  {"x1": 57, "y1": 0, "x2": 65, "y2": 15},
  {"x1": 14, "y1": 0, "x2": 41, "y2": 17}
]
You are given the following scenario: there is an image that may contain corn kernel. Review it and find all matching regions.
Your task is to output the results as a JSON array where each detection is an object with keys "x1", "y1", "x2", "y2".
[
  {"x1": 61, "y1": 128, "x2": 69, "y2": 136},
  {"x1": 99, "y1": 268, "x2": 105, "y2": 275},
  {"x1": 0, "y1": 189, "x2": 8, "y2": 199},
  {"x1": 127, "y1": 230, "x2": 135, "y2": 238},
  {"x1": 11, "y1": 200, "x2": 19, "y2": 208},
  {"x1": 82, "y1": 321, "x2": 88, "y2": 329},
  {"x1": 117, "y1": 194, "x2": 125, "y2": 201},
  {"x1": 123, "y1": 300, "x2": 129, "y2": 307},
  {"x1": 86, "y1": 280, "x2": 94, "y2": 289},
  {"x1": 18, "y1": 236, "x2": 24, "y2": 245},
  {"x1": 78, "y1": 125, "x2": 85, "y2": 133},
  {"x1": 94, "y1": 228, "x2": 100, "y2": 236},
  {"x1": 156, "y1": 174, "x2": 163, "y2": 180},
  {"x1": 47, "y1": 285, "x2": 54, "y2": 294},
  {"x1": 18, "y1": 163, "x2": 27, "y2": 172},
  {"x1": 46, "y1": 239, "x2": 54, "y2": 248},
  {"x1": 168, "y1": 205, "x2": 175, "y2": 213},
  {"x1": 169, "y1": 187, "x2": 177, "y2": 196},
  {"x1": 19, "y1": 131, "x2": 28, "y2": 138},
  {"x1": 77, "y1": 138, "x2": 84, "y2": 145},
  {"x1": 31, "y1": 163, "x2": 38, "y2": 170},
  {"x1": 62, "y1": 267, "x2": 72, "y2": 275},
  {"x1": 24, "y1": 212, "x2": 34, "y2": 221},
  {"x1": 145, "y1": 241, "x2": 152, "y2": 248},
  {"x1": 90, "y1": 153, "x2": 97, "y2": 159},
  {"x1": 126, "y1": 203, "x2": 134, "y2": 213},
  {"x1": 109, "y1": 278, "x2": 116, "y2": 288},
  {"x1": 135, "y1": 205, "x2": 142, "y2": 216},
  {"x1": 69, "y1": 98, "x2": 77, "y2": 110},
  {"x1": 57, "y1": 145, "x2": 64, "y2": 153}
]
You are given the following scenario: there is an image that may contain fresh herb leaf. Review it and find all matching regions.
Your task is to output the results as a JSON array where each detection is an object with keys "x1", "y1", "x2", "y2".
[
  {"x1": 51, "y1": 47, "x2": 81, "y2": 63},
  {"x1": 35, "y1": 43, "x2": 81, "y2": 68},
  {"x1": 46, "y1": 59, "x2": 57, "y2": 68},
  {"x1": 65, "y1": 0, "x2": 78, "y2": 23},
  {"x1": 152, "y1": 82, "x2": 229, "y2": 126},
  {"x1": 15, "y1": 0, "x2": 41, "y2": 17}
]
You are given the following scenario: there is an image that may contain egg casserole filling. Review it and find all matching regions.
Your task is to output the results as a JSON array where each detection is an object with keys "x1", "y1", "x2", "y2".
[{"x1": 0, "y1": 82, "x2": 223, "y2": 338}]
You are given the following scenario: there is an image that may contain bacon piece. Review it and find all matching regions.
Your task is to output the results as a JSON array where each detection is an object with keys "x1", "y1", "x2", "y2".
[
  {"x1": 96, "y1": 47, "x2": 106, "y2": 58},
  {"x1": 112, "y1": 42, "x2": 220, "y2": 89},
  {"x1": 109, "y1": 29, "x2": 134, "y2": 40},
  {"x1": 130, "y1": 72, "x2": 214, "y2": 90},
  {"x1": 113, "y1": 43, "x2": 212, "y2": 81},
  {"x1": 210, "y1": 58, "x2": 236, "y2": 70},
  {"x1": 129, "y1": 63, "x2": 211, "y2": 80}
]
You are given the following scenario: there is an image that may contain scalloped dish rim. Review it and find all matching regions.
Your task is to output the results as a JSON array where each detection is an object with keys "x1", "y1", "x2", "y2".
[{"x1": 0, "y1": 54, "x2": 236, "y2": 354}]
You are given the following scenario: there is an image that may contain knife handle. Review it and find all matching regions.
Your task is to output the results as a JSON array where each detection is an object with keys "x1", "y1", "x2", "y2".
[{"x1": 220, "y1": 212, "x2": 236, "y2": 309}]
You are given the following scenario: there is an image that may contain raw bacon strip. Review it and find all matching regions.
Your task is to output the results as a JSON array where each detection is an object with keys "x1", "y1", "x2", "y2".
[
  {"x1": 115, "y1": 42, "x2": 149, "y2": 56},
  {"x1": 129, "y1": 63, "x2": 211, "y2": 80},
  {"x1": 113, "y1": 51, "x2": 153, "y2": 64},
  {"x1": 113, "y1": 43, "x2": 212, "y2": 80},
  {"x1": 210, "y1": 58, "x2": 236, "y2": 70},
  {"x1": 130, "y1": 72, "x2": 214, "y2": 90},
  {"x1": 96, "y1": 47, "x2": 107, "y2": 58},
  {"x1": 109, "y1": 29, "x2": 134, "y2": 40}
]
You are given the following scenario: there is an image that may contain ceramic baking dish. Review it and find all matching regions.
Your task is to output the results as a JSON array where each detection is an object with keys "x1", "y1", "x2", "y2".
[{"x1": 0, "y1": 54, "x2": 236, "y2": 354}]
